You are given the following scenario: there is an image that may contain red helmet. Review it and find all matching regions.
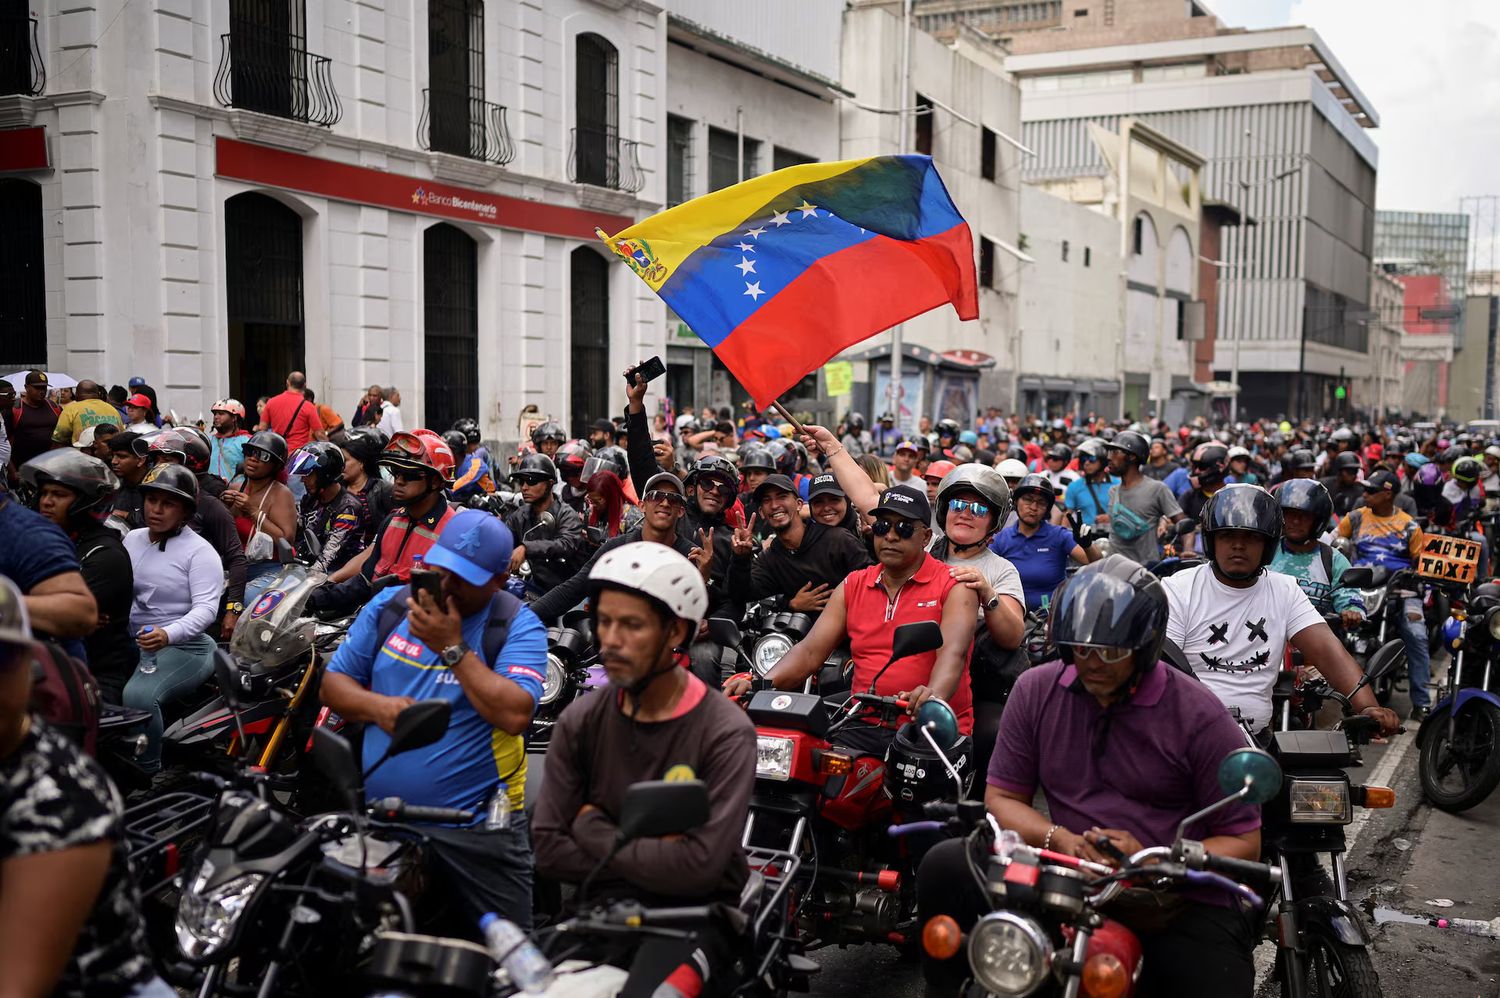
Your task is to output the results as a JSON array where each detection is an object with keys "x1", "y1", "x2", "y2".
[{"x1": 381, "y1": 430, "x2": 455, "y2": 482}]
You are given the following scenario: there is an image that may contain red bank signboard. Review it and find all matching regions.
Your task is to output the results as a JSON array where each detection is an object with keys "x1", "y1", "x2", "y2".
[
  {"x1": 214, "y1": 137, "x2": 634, "y2": 238},
  {"x1": 0, "y1": 127, "x2": 49, "y2": 172}
]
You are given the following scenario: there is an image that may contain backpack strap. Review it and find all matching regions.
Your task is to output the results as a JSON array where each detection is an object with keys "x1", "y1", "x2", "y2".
[
  {"x1": 372, "y1": 585, "x2": 412, "y2": 654},
  {"x1": 1318, "y1": 542, "x2": 1335, "y2": 586}
]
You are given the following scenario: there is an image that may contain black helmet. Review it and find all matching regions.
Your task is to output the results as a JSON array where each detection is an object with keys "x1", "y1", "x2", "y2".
[
  {"x1": 1107, "y1": 429, "x2": 1149, "y2": 465},
  {"x1": 1046, "y1": 443, "x2": 1072, "y2": 462},
  {"x1": 1011, "y1": 473, "x2": 1056, "y2": 512},
  {"x1": 511, "y1": 453, "x2": 558, "y2": 484},
  {"x1": 176, "y1": 426, "x2": 214, "y2": 475},
  {"x1": 934, "y1": 465, "x2": 1011, "y2": 536},
  {"x1": 1047, "y1": 555, "x2": 1169, "y2": 679},
  {"x1": 20, "y1": 450, "x2": 120, "y2": 524},
  {"x1": 244, "y1": 430, "x2": 289, "y2": 467},
  {"x1": 936, "y1": 418, "x2": 961, "y2": 441},
  {"x1": 1006, "y1": 444, "x2": 1027, "y2": 462},
  {"x1": 1190, "y1": 442, "x2": 1229, "y2": 480},
  {"x1": 442, "y1": 430, "x2": 468, "y2": 456},
  {"x1": 739, "y1": 445, "x2": 776, "y2": 474},
  {"x1": 1453, "y1": 456, "x2": 1483, "y2": 486},
  {"x1": 452, "y1": 417, "x2": 482, "y2": 445},
  {"x1": 344, "y1": 425, "x2": 388, "y2": 465},
  {"x1": 1285, "y1": 448, "x2": 1317, "y2": 471},
  {"x1": 1201, "y1": 484, "x2": 1281, "y2": 576},
  {"x1": 556, "y1": 440, "x2": 593, "y2": 478},
  {"x1": 138, "y1": 462, "x2": 199, "y2": 514},
  {"x1": 1440, "y1": 445, "x2": 1466, "y2": 464},
  {"x1": 531, "y1": 421, "x2": 567, "y2": 448},
  {"x1": 288, "y1": 441, "x2": 346, "y2": 491},
  {"x1": 845, "y1": 411, "x2": 866, "y2": 432},
  {"x1": 580, "y1": 446, "x2": 628, "y2": 484},
  {"x1": 1272, "y1": 479, "x2": 1333, "y2": 531},
  {"x1": 884, "y1": 700, "x2": 973, "y2": 806},
  {"x1": 690, "y1": 454, "x2": 738, "y2": 489},
  {"x1": 765, "y1": 440, "x2": 799, "y2": 477},
  {"x1": 1332, "y1": 451, "x2": 1361, "y2": 473}
]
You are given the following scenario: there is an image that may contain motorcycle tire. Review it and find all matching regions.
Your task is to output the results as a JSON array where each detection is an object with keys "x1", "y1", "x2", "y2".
[
  {"x1": 1289, "y1": 921, "x2": 1383, "y2": 998},
  {"x1": 1419, "y1": 700, "x2": 1500, "y2": 813}
]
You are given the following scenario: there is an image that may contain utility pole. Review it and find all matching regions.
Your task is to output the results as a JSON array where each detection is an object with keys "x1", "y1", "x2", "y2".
[{"x1": 888, "y1": 0, "x2": 912, "y2": 429}]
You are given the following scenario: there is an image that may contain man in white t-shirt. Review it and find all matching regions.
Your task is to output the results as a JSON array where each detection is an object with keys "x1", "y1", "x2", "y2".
[{"x1": 1162, "y1": 483, "x2": 1398, "y2": 737}]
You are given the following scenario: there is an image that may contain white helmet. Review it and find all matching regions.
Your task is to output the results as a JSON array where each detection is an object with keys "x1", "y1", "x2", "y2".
[
  {"x1": 996, "y1": 458, "x2": 1029, "y2": 480},
  {"x1": 1484, "y1": 445, "x2": 1500, "y2": 461},
  {"x1": 1227, "y1": 445, "x2": 1251, "y2": 461},
  {"x1": 588, "y1": 542, "x2": 707, "y2": 624}
]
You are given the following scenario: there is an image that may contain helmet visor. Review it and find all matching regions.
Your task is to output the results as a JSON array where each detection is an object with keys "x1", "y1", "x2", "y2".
[
  {"x1": 1206, "y1": 486, "x2": 1279, "y2": 535},
  {"x1": 1049, "y1": 571, "x2": 1164, "y2": 652}
]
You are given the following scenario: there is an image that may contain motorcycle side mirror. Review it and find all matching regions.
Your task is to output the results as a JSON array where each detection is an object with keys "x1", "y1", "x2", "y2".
[
  {"x1": 362, "y1": 699, "x2": 452, "y2": 781},
  {"x1": 890, "y1": 621, "x2": 943, "y2": 662},
  {"x1": 537, "y1": 510, "x2": 556, "y2": 529},
  {"x1": 212, "y1": 649, "x2": 249, "y2": 748},
  {"x1": 1175, "y1": 518, "x2": 1198, "y2": 536},
  {"x1": 1341, "y1": 567, "x2": 1374, "y2": 589},
  {"x1": 275, "y1": 537, "x2": 297, "y2": 565},
  {"x1": 1362, "y1": 646, "x2": 1404, "y2": 683},
  {"x1": 1216, "y1": 747, "x2": 1282, "y2": 804},
  {"x1": 913, "y1": 698, "x2": 966, "y2": 800},
  {"x1": 312, "y1": 726, "x2": 362, "y2": 795},
  {"x1": 706, "y1": 617, "x2": 743, "y2": 650},
  {"x1": 300, "y1": 524, "x2": 323, "y2": 562},
  {"x1": 616, "y1": 779, "x2": 710, "y2": 843}
]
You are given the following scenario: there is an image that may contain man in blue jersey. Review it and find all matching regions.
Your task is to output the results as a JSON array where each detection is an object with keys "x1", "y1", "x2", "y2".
[{"x1": 322, "y1": 508, "x2": 546, "y2": 929}]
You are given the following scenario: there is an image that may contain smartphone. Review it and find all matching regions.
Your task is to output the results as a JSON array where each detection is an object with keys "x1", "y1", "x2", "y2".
[
  {"x1": 410, "y1": 568, "x2": 444, "y2": 608},
  {"x1": 625, "y1": 355, "x2": 667, "y2": 387}
]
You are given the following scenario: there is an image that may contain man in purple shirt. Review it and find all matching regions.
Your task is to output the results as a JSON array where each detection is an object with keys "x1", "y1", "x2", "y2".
[{"x1": 917, "y1": 556, "x2": 1262, "y2": 997}]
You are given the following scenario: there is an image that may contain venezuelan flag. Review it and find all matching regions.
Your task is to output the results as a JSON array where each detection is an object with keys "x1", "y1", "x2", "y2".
[{"x1": 598, "y1": 155, "x2": 977, "y2": 408}]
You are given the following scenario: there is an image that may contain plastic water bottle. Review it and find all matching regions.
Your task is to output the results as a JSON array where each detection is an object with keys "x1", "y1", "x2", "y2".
[
  {"x1": 138, "y1": 627, "x2": 158, "y2": 675},
  {"x1": 485, "y1": 783, "x2": 511, "y2": 831},
  {"x1": 479, "y1": 913, "x2": 553, "y2": 993}
]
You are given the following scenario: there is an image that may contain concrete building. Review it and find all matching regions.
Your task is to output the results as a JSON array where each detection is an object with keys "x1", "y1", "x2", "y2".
[
  {"x1": 1373, "y1": 211, "x2": 1472, "y2": 419},
  {"x1": 921, "y1": 0, "x2": 1382, "y2": 419},
  {"x1": 1468, "y1": 271, "x2": 1500, "y2": 423},
  {"x1": 0, "y1": 0, "x2": 670, "y2": 442},
  {"x1": 659, "y1": 0, "x2": 844, "y2": 416},
  {"x1": 838, "y1": 2, "x2": 1024, "y2": 430},
  {"x1": 1365, "y1": 267, "x2": 1403, "y2": 419}
]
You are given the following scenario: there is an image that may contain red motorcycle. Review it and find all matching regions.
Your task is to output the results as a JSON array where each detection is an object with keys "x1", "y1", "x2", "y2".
[{"x1": 739, "y1": 621, "x2": 973, "y2": 974}]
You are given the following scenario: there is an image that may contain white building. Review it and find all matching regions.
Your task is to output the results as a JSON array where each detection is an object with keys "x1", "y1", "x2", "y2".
[
  {"x1": 0, "y1": 0, "x2": 670, "y2": 442},
  {"x1": 839, "y1": 2, "x2": 1024, "y2": 427}
]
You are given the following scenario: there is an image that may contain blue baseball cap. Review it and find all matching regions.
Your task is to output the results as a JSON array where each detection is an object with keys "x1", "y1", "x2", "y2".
[
  {"x1": 128, "y1": 376, "x2": 147, "y2": 387},
  {"x1": 424, "y1": 509, "x2": 515, "y2": 586}
]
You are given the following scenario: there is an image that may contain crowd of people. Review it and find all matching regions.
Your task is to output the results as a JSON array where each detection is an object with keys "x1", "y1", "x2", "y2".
[{"x1": 3, "y1": 360, "x2": 1486, "y2": 996}]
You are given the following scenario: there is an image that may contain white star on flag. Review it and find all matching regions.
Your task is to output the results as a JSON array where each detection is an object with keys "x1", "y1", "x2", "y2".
[
  {"x1": 736, "y1": 257, "x2": 757, "y2": 276},
  {"x1": 796, "y1": 200, "x2": 819, "y2": 218},
  {"x1": 771, "y1": 210, "x2": 790, "y2": 227},
  {"x1": 745, "y1": 225, "x2": 767, "y2": 239},
  {"x1": 743, "y1": 281, "x2": 765, "y2": 301},
  {"x1": 735, "y1": 241, "x2": 755, "y2": 252}
]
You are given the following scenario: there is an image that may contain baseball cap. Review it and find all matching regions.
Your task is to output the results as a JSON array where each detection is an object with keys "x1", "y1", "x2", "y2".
[
  {"x1": 126, "y1": 393, "x2": 152, "y2": 408},
  {"x1": 808, "y1": 473, "x2": 845, "y2": 499},
  {"x1": 874, "y1": 485, "x2": 931, "y2": 523},
  {"x1": 643, "y1": 471, "x2": 684, "y2": 494},
  {"x1": 752, "y1": 473, "x2": 798, "y2": 504},
  {"x1": 128, "y1": 376, "x2": 147, "y2": 388},
  {"x1": 76, "y1": 425, "x2": 101, "y2": 449},
  {"x1": 895, "y1": 439, "x2": 919, "y2": 454},
  {"x1": 424, "y1": 509, "x2": 516, "y2": 586},
  {"x1": 1363, "y1": 470, "x2": 1400, "y2": 494},
  {"x1": 24, "y1": 370, "x2": 47, "y2": 387}
]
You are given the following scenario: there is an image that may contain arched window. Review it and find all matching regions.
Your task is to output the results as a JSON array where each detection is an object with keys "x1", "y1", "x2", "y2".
[
  {"x1": 570, "y1": 248, "x2": 609, "y2": 438},
  {"x1": 0, "y1": 178, "x2": 45, "y2": 369},
  {"x1": 225, "y1": 192, "x2": 304, "y2": 405},
  {"x1": 424, "y1": 223, "x2": 479, "y2": 432},
  {"x1": 1164, "y1": 225, "x2": 1194, "y2": 295},
  {"x1": 573, "y1": 32, "x2": 619, "y2": 187},
  {"x1": 1128, "y1": 211, "x2": 1159, "y2": 285}
]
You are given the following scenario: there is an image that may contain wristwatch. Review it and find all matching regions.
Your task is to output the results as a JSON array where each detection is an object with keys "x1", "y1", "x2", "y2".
[
  {"x1": 982, "y1": 594, "x2": 1001, "y2": 613},
  {"x1": 225, "y1": 602, "x2": 244, "y2": 614},
  {"x1": 440, "y1": 642, "x2": 472, "y2": 667}
]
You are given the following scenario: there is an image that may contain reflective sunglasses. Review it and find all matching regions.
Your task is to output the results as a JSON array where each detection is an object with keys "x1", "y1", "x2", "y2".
[
  {"x1": 870, "y1": 517, "x2": 919, "y2": 539},
  {"x1": 510, "y1": 474, "x2": 552, "y2": 487},
  {"x1": 642, "y1": 489, "x2": 686, "y2": 507},
  {"x1": 391, "y1": 468, "x2": 430, "y2": 483},
  {"x1": 1062, "y1": 644, "x2": 1134, "y2": 664},
  {"x1": 947, "y1": 499, "x2": 991, "y2": 517},
  {"x1": 700, "y1": 477, "x2": 737, "y2": 497}
]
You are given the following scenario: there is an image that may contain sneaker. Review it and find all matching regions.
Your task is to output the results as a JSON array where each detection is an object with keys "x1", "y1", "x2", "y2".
[{"x1": 1409, "y1": 706, "x2": 1430, "y2": 723}]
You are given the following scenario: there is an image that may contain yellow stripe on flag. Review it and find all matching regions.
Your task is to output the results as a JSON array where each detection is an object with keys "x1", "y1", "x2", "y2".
[{"x1": 596, "y1": 156, "x2": 874, "y2": 291}]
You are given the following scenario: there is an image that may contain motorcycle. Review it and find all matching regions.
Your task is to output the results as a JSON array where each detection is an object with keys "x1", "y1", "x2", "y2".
[
  {"x1": 531, "y1": 608, "x2": 606, "y2": 750},
  {"x1": 915, "y1": 746, "x2": 1284, "y2": 997},
  {"x1": 1418, "y1": 587, "x2": 1500, "y2": 812},
  {"x1": 710, "y1": 612, "x2": 853, "y2": 698},
  {"x1": 172, "y1": 658, "x2": 470, "y2": 995},
  {"x1": 1336, "y1": 565, "x2": 1423, "y2": 707},
  {"x1": 740, "y1": 621, "x2": 969, "y2": 952},
  {"x1": 1146, "y1": 518, "x2": 1202, "y2": 579}
]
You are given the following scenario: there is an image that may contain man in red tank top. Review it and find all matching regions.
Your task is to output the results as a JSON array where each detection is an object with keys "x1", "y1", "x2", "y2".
[{"x1": 725, "y1": 485, "x2": 978, "y2": 753}]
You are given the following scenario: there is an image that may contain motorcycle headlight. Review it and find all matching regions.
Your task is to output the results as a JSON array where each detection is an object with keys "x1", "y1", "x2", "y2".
[
  {"x1": 175, "y1": 862, "x2": 266, "y2": 959},
  {"x1": 968, "y1": 911, "x2": 1052, "y2": 996},
  {"x1": 1486, "y1": 608, "x2": 1500, "y2": 641},
  {"x1": 539, "y1": 653, "x2": 567, "y2": 705},
  {"x1": 752, "y1": 633, "x2": 794, "y2": 677},
  {"x1": 755, "y1": 734, "x2": 795, "y2": 782},
  {"x1": 1289, "y1": 777, "x2": 1352, "y2": 824}
]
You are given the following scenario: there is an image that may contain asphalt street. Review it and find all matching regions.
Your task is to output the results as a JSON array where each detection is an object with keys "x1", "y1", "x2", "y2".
[{"x1": 804, "y1": 658, "x2": 1500, "y2": 998}]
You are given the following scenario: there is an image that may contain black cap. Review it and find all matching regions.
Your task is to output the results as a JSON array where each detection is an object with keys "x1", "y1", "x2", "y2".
[
  {"x1": 1363, "y1": 470, "x2": 1399, "y2": 494},
  {"x1": 874, "y1": 485, "x2": 931, "y2": 523},
  {"x1": 808, "y1": 473, "x2": 845, "y2": 499},
  {"x1": 752, "y1": 473, "x2": 798, "y2": 504}
]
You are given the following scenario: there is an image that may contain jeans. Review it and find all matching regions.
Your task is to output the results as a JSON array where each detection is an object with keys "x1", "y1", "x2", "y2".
[
  {"x1": 422, "y1": 812, "x2": 534, "y2": 936},
  {"x1": 243, "y1": 560, "x2": 283, "y2": 611},
  {"x1": 122, "y1": 632, "x2": 217, "y2": 772},
  {"x1": 1399, "y1": 596, "x2": 1432, "y2": 709}
]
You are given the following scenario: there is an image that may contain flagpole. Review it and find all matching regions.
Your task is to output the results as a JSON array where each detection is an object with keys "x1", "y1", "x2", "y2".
[{"x1": 770, "y1": 400, "x2": 805, "y2": 435}]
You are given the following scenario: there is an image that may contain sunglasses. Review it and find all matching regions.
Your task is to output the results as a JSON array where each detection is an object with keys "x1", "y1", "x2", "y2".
[
  {"x1": 642, "y1": 489, "x2": 686, "y2": 507},
  {"x1": 700, "y1": 478, "x2": 736, "y2": 496},
  {"x1": 391, "y1": 469, "x2": 430, "y2": 483},
  {"x1": 511, "y1": 475, "x2": 551, "y2": 487},
  {"x1": 1063, "y1": 644, "x2": 1134, "y2": 664},
  {"x1": 871, "y1": 517, "x2": 919, "y2": 539},
  {"x1": 947, "y1": 499, "x2": 991, "y2": 517}
]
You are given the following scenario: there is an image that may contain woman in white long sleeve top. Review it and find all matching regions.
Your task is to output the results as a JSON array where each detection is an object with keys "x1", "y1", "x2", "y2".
[{"x1": 122, "y1": 465, "x2": 225, "y2": 772}]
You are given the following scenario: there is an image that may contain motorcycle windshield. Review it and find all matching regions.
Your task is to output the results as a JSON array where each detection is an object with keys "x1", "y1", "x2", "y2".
[{"x1": 232, "y1": 564, "x2": 322, "y2": 672}]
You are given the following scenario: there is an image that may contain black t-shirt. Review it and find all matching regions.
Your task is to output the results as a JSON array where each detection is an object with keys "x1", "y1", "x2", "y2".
[
  {"x1": 74, "y1": 524, "x2": 136, "y2": 694},
  {"x1": 1181, "y1": 487, "x2": 1212, "y2": 525},
  {"x1": 727, "y1": 520, "x2": 873, "y2": 608},
  {"x1": 10, "y1": 400, "x2": 59, "y2": 467},
  {"x1": 0, "y1": 719, "x2": 154, "y2": 995}
]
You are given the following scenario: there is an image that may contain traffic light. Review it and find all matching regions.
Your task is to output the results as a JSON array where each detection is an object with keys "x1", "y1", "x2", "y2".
[{"x1": 1335, "y1": 384, "x2": 1347, "y2": 401}]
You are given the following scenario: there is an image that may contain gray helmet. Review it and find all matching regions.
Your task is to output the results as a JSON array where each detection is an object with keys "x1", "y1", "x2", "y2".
[
  {"x1": 934, "y1": 464, "x2": 1011, "y2": 535},
  {"x1": 739, "y1": 445, "x2": 776, "y2": 473},
  {"x1": 20, "y1": 449, "x2": 120, "y2": 523}
]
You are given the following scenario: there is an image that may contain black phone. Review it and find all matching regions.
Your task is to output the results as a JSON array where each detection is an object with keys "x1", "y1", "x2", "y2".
[
  {"x1": 410, "y1": 569, "x2": 443, "y2": 608},
  {"x1": 625, "y1": 355, "x2": 667, "y2": 387}
]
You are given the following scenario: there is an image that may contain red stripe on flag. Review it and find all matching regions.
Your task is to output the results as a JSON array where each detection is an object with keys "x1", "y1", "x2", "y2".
[{"x1": 714, "y1": 222, "x2": 977, "y2": 408}]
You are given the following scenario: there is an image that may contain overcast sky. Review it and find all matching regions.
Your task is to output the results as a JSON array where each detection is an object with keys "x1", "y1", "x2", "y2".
[{"x1": 1206, "y1": 0, "x2": 1500, "y2": 241}]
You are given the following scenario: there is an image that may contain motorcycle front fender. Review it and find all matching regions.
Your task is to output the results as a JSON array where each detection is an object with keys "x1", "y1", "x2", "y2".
[
  {"x1": 1296, "y1": 895, "x2": 1369, "y2": 947},
  {"x1": 1416, "y1": 690, "x2": 1500, "y2": 748}
]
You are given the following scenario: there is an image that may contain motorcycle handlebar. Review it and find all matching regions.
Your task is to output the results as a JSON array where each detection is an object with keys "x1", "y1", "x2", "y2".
[
  {"x1": 887, "y1": 820, "x2": 945, "y2": 838},
  {"x1": 368, "y1": 798, "x2": 475, "y2": 825},
  {"x1": 1200, "y1": 851, "x2": 1280, "y2": 887},
  {"x1": 593, "y1": 904, "x2": 713, "y2": 927}
]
